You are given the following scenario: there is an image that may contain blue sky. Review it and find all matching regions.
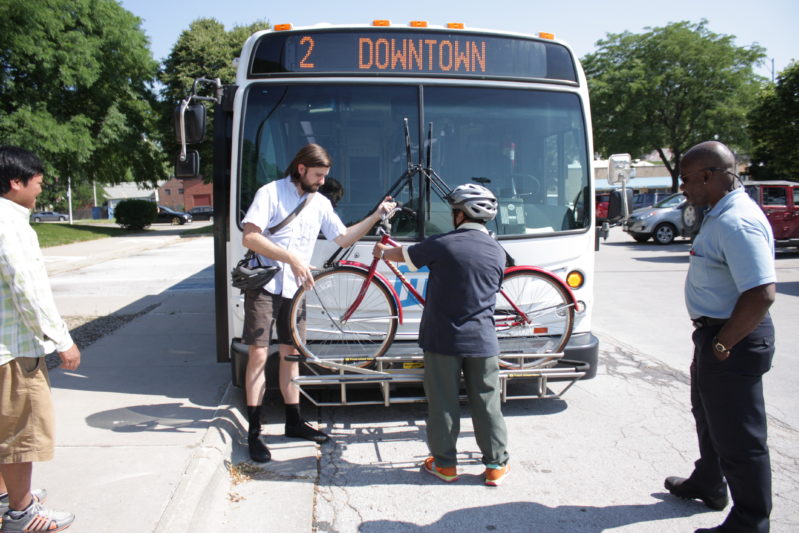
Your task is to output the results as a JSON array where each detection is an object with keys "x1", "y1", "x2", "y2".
[{"x1": 120, "y1": 0, "x2": 796, "y2": 79}]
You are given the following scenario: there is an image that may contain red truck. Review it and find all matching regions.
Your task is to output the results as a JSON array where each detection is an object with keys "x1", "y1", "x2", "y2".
[{"x1": 744, "y1": 180, "x2": 799, "y2": 248}]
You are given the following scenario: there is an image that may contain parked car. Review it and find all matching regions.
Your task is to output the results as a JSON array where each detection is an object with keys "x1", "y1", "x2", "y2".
[
  {"x1": 188, "y1": 205, "x2": 214, "y2": 221},
  {"x1": 623, "y1": 192, "x2": 692, "y2": 244},
  {"x1": 30, "y1": 211, "x2": 68, "y2": 222},
  {"x1": 743, "y1": 180, "x2": 799, "y2": 248},
  {"x1": 156, "y1": 205, "x2": 192, "y2": 225},
  {"x1": 632, "y1": 191, "x2": 673, "y2": 210}
]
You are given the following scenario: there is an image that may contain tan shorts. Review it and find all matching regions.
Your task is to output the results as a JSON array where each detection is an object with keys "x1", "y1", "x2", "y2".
[
  {"x1": 242, "y1": 290, "x2": 305, "y2": 347},
  {"x1": 0, "y1": 357, "x2": 55, "y2": 464}
]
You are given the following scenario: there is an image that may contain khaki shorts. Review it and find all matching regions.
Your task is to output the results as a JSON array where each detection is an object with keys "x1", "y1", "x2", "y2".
[
  {"x1": 242, "y1": 290, "x2": 306, "y2": 347},
  {"x1": 0, "y1": 357, "x2": 55, "y2": 464}
]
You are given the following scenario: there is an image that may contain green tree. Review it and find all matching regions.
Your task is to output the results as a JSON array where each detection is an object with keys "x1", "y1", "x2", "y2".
[
  {"x1": 36, "y1": 176, "x2": 98, "y2": 213},
  {"x1": 0, "y1": 0, "x2": 167, "y2": 188},
  {"x1": 747, "y1": 61, "x2": 799, "y2": 181},
  {"x1": 159, "y1": 18, "x2": 270, "y2": 178},
  {"x1": 582, "y1": 20, "x2": 765, "y2": 190}
]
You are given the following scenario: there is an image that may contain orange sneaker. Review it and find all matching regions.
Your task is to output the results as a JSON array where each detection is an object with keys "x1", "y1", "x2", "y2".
[
  {"x1": 484, "y1": 463, "x2": 510, "y2": 486},
  {"x1": 422, "y1": 457, "x2": 459, "y2": 482}
]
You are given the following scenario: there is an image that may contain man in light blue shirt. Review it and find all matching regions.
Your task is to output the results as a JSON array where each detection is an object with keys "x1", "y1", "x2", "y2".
[{"x1": 664, "y1": 141, "x2": 776, "y2": 533}]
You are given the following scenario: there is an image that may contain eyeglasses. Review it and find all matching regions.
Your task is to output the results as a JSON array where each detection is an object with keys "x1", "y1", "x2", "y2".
[{"x1": 678, "y1": 167, "x2": 740, "y2": 183}]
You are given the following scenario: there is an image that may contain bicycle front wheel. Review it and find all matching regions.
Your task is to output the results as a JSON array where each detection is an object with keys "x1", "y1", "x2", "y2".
[
  {"x1": 495, "y1": 269, "x2": 575, "y2": 369},
  {"x1": 288, "y1": 267, "x2": 399, "y2": 368}
]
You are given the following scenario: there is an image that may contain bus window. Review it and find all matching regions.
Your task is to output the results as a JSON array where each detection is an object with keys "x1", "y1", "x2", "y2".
[
  {"x1": 239, "y1": 84, "x2": 420, "y2": 236},
  {"x1": 423, "y1": 87, "x2": 589, "y2": 237}
]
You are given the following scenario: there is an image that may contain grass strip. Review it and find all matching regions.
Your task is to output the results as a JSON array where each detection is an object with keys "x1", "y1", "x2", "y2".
[{"x1": 33, "y1": 223, "x2": 133, "y2": 248}]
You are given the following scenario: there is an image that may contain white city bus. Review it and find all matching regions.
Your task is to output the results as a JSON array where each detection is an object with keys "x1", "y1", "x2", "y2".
[{"x1": 176, "y1": 21, "x2": 599, "y2": 401}]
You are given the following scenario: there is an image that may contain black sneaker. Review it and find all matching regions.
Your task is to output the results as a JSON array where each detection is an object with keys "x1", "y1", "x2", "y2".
[
  {"x1": 285, "y1": 421, "x2": 329, "y2": 443},
  {"x1": 664, "y1": 476, "x2": 728, "y2": 510}
]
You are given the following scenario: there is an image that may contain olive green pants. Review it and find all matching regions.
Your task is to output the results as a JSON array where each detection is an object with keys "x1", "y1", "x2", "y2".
[{"x1": 422, "y1": 351, "x2": 509, "y2": 468}]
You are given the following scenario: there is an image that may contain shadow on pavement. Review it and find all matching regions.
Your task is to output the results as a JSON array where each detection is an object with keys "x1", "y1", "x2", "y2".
[
  {"x1": 49, "y1": 266, "x2": 226, "y2": 411},
  {"x1": 776, "y1": 280, "x2": 799, "y2": 297},
  {"x1": 358, "y1": 498, "x2": 713, "y2": 533},
  {"x1": 632, "y1": 254, "x2": 690, "y2": 264}
]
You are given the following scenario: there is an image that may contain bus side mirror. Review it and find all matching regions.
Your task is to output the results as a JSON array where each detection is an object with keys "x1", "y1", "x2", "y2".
[
  {"x1": 175, "y1": 150, "x2": 200, "y2": 178},
  {"x1": 607, "y1": 153, "x2": 631, "y2": 185},
  {"x1": 174, "y1": 103, "x2": 207, "y2": 144},
  {"x1": 608, "y1": 189, "x2": 633, "y2": 221}
]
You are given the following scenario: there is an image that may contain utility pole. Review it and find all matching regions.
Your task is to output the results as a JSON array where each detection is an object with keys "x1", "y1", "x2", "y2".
[{"x1": 67, "y1": 176, "x2": 73, "y2": 225}]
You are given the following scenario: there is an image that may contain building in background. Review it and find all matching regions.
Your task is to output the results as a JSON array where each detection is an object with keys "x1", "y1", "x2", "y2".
[
  {"x1": 157, "y1": 177, "x2": 212, "y2": 211},
  {"x1": 104, "y1": 182, "x2": 163, "y2": 219}
]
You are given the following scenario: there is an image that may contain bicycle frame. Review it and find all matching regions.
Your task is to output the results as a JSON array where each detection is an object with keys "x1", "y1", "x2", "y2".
[{"x1": 339, "y1": 229, "x2": 577, "y2": 331}]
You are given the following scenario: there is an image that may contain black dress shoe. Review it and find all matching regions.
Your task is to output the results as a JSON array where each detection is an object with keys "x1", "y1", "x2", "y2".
[
  {"x1": 248, "y1": 434, "x2": 272, "y2": 463},
  {"x1": 694, "y1": 527, "x2": 725, "y2": 532},
  {"x1": 285, "y1": 421, "x2": 330, "y2": 443},
  {"x1": 665, "y1": 476, "x2": 728, "y2": 510}
]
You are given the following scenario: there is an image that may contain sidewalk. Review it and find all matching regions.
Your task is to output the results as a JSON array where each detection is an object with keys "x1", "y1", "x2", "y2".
[
  {"x1": 33, "y1": 230, "x2": 316, "y2": 532},
  {"x1": 42, "y1": 224, "x2": 204, "y2": 276}
]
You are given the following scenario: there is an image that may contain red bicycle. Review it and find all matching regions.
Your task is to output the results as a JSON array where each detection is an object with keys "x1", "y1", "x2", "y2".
[
  {"x1": 286, "y1": 120, "x2": 577, "y2": 371},
  {"x1": 287, "y1": 210, "x2": 576, "y2": 371}
]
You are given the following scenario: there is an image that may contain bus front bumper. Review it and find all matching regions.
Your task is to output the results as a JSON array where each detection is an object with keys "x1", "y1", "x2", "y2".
[{"x1": 563, "y1": 332, "x2": 599, "y2": 380}]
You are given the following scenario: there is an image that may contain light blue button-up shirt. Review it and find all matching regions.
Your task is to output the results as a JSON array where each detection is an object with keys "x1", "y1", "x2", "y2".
[{"x1": 685, "y1": 187, "x2": 776, "y2": 319}]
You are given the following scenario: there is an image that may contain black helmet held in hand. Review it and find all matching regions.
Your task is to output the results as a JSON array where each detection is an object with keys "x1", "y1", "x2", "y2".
[{"x1": 231, "y1": 251, "x2": 280, "y2": 290}]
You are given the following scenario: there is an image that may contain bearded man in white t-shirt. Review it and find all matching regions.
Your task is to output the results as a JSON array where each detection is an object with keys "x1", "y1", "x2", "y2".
[{"x1": 240, "y1": 144, "x2": 395, "y2": 462}]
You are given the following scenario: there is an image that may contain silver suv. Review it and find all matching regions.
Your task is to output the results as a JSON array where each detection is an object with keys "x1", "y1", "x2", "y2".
[{"x1": 623, "y1": 192, "x2": 690, "y2": 244}]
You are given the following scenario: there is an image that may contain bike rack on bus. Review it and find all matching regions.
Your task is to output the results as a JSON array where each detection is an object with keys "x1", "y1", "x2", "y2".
[{"x1": 290, "y1": 350, "x2": 588, "y2": 407}]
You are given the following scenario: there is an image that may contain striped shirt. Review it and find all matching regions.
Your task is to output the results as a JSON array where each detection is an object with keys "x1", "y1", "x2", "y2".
[{"x1": 1, "y1": 196, "x2": 73, "y2": 365}]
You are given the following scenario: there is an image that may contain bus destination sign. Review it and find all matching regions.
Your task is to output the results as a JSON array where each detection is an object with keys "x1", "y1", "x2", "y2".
[{"x1": 250, "y1": 30, "x2": 577, "y2": 82}]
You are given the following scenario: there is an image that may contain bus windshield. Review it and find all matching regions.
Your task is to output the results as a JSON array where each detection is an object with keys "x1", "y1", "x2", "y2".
[{"x1": 239, "y1": 83, "x2": 590, "y2": 239}]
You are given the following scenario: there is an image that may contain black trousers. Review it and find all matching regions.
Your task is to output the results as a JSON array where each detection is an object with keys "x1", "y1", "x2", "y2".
[{"x1": 689, "y1": 315, "x2": 775, "y2": 533}]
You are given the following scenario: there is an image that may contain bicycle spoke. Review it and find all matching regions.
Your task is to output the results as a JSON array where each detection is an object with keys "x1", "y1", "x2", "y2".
[
  {"x1": 289, "y1": 268, "x2": 398, "y2": 368},
  {"x1": 496, "y1": 269, "x2": 574, "y2": 369}
]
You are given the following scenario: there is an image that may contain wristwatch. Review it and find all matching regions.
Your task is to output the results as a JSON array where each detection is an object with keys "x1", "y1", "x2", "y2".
[{"x1": 712, "y1": 337, "x2": 730, "y2": 354}]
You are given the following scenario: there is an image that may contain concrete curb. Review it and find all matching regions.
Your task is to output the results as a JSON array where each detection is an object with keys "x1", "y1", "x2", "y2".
[{"x1": 154, "y1": 382, "x2": 241, "y2": 533}]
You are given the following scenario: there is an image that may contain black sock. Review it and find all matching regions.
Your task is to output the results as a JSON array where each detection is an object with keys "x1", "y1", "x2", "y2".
[
  {"x1": 7, "y1": 499, "x2": 35, "y2": 517},
  {"x1": 285, "y1": 403, "x2": 301, "y2": 426},
  {"x1": 246, "y1": 405, "x2": 262, "y2": 437}
]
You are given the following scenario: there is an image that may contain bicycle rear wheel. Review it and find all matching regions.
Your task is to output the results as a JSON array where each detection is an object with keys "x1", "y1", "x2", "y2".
[
  {"x1": 288, "y1": 267, "x2": 399, "y2": 368},
  {"x1": 495, "y1": 269, "x2": 575, "y2": 369}
]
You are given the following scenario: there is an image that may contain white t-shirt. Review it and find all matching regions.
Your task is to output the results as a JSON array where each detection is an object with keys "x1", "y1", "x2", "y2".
[{"x1": 242, "y1": 177, "x2": 346, "y2": 298}]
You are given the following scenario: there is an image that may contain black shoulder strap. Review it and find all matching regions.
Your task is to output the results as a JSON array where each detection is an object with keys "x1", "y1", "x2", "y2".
[{"x1": 268, "y1": 192, "x2": 315, "y2": 234}]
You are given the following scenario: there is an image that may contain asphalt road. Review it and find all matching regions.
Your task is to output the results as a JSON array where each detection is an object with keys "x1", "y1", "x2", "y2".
[{"x1": 594, "y1": 226, "x2": 799, "y2": 430}]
